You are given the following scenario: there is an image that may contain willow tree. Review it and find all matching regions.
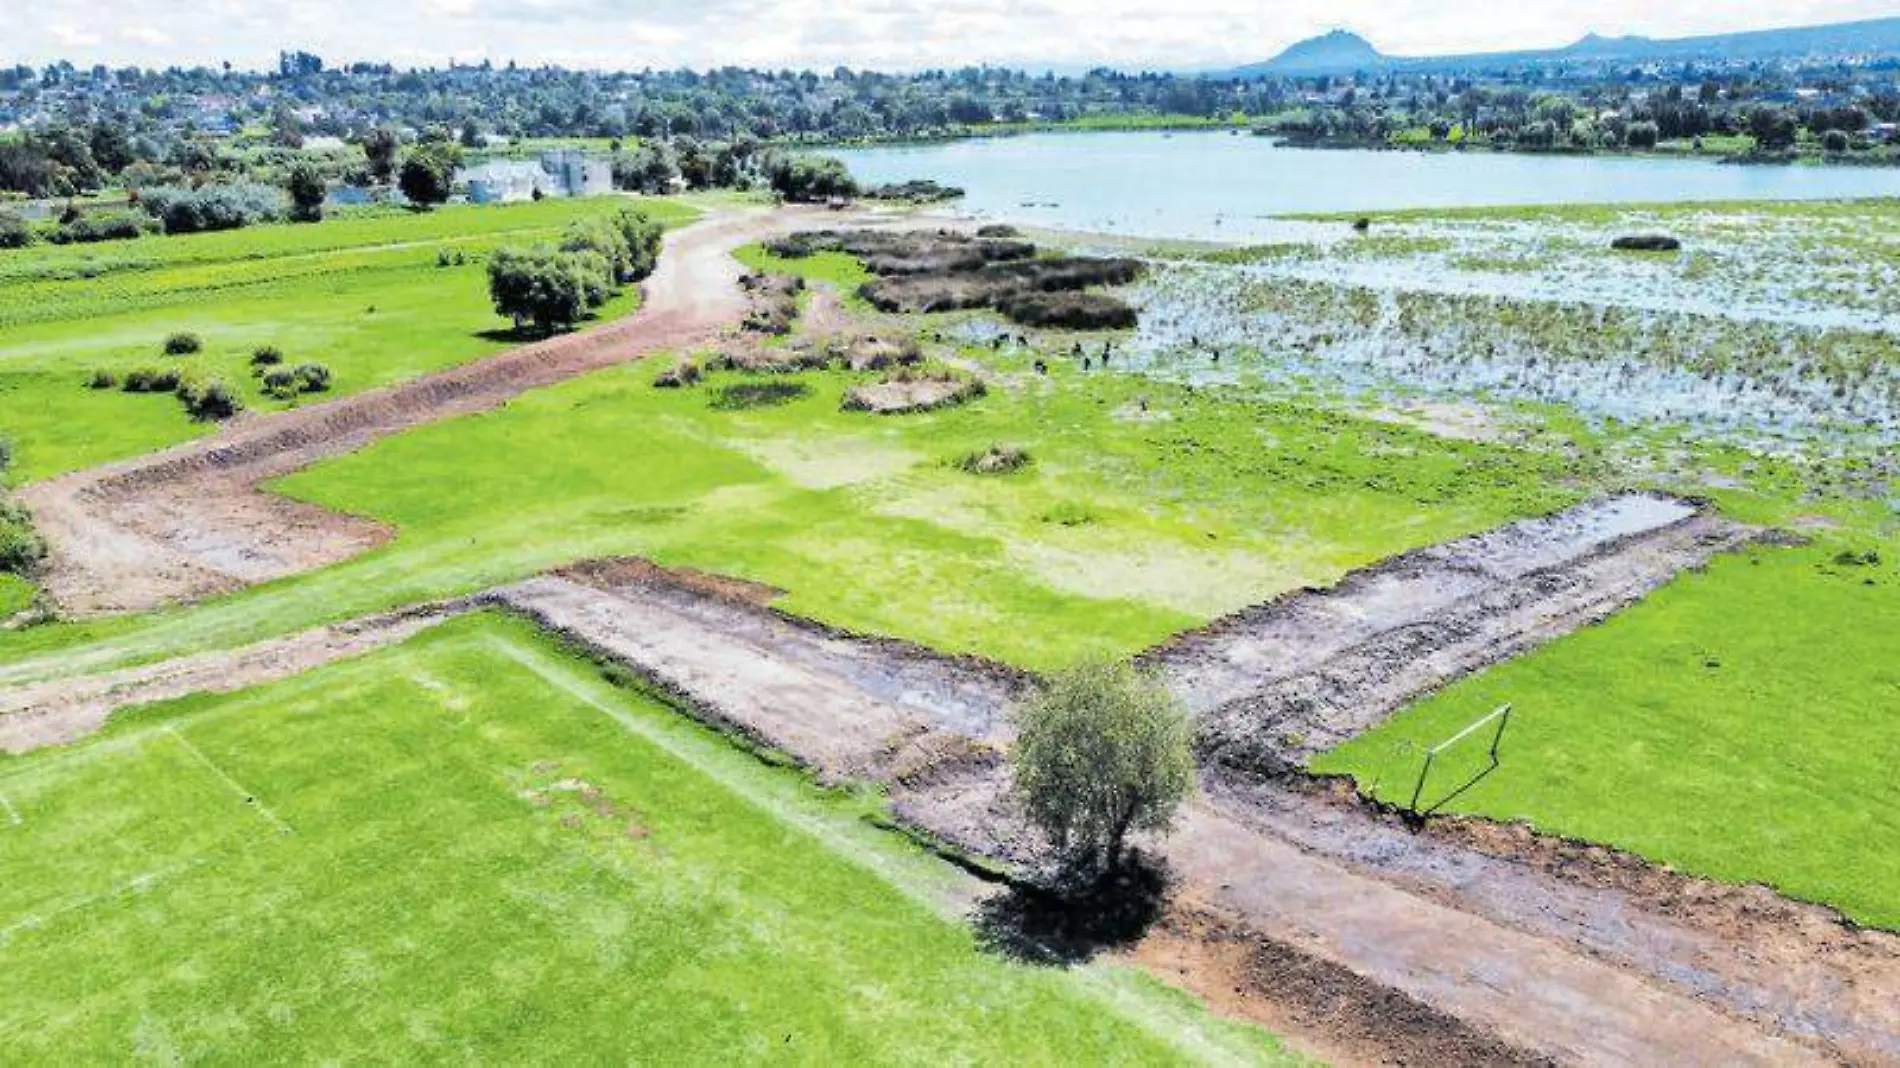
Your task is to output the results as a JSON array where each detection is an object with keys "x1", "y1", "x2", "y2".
[{"x1": 1009, "y1": 660, "x2": 1195, "y2": 873}]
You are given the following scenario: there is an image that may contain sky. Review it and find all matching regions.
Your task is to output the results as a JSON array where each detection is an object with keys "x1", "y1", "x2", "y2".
[{"x1": 9, "y1": 0, "x2": 1899, "y2": 73}]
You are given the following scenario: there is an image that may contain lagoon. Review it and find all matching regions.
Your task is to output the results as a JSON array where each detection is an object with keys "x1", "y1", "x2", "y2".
[{"x1": 830, "y1": 131, "x2": 1900, "y2": 242}]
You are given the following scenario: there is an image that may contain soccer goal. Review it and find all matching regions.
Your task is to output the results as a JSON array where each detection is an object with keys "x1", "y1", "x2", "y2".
[{"x1": 1405, "y1": 703, "x2": 1513, "y2": 819}]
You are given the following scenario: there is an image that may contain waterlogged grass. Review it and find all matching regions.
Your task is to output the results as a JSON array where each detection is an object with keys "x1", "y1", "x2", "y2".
[
  {"x1": 0, "y1": 612, "x2": 1299, "y2": 1063},
  {"x1": 0, "y1": 353, "x2": 1581, "y2": 683},
  {"x1": 0, "y1": 196, "x2": 698, "y2": 480},
  {"x1": 1315, "y1": 539, "x2": 1900, "y2": 928}
]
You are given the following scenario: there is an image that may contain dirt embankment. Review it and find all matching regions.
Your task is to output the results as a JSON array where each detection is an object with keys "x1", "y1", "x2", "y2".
[
  {"x1": 0, "y1": 599, "x2": 476, "y2": 753},
  {"x1": 5, "y1": 512, "x2": 1892, "y2": 1060},
  {"x1": 1142, "y1": 494, "x2": 1769, "y2": 774},
  {"x1": 19, "y1": 205, "x2": 835, "y2": 619},
  {"x1": 483, "y1": 566, "x2": 1874, "y2": 1067}
]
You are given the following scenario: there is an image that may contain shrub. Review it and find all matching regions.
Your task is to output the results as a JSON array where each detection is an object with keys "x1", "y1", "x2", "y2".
[
  {"x1": 709, "y1": 381, "x2": 809, "y2": 410},
  {"x1": 122, "y1": 366, "x2": 182, "y2": 392},
  {"x1": 975, "y1": 223, "x2": 1020, "y2": 238},
  {"x1": 958, "y1": 444, "x2": 1032, "y2": 475},
  {"x1": 139, "y1": 184, "x2": 285, "y2": 233},
  {"x1": 0, "y1": 210, "x2": 33, "y2": 249},
  {"x1": 250, "y1": 345, "x2": 285, "y2": 367},
  {"x1": 85, "y1": 369, "x2": 117, "y2": 389},
  {"x1": 46, "y1": 210, "x2": 155, "y2": 245},
  {"x1": 261, "y1": 368, "x2": 298, "y2": 398},
  {"x1": 1010, "y1": 659, "x2": 1195, "y2": 873},
  {"x1": 1625, "y1": 121, "x2": 1660, "y2": 149},
  {"x1": 653, "y1": 358, "x2": 702, "y2": 388},
  {"x1": 435, "y1": 247, "x2": 468, "y2": 267},
  {"x1": 1610, "y1": 234, "x2": 1682, "y2": 252},
  {"x1": 163, "y1": 331, "x2": 203, "y2": 355},
  {"x1": 0, "y1": 499, "x2": 46, "y2": 574},
  {"x1": 177, "y1": 378, "x2": 243, "y2": 421},
  {"x1": 286, "y1": 159, "x2": 326, "y2": 223},
  {"x1": 292, "y1": 362, "x2": 332, "y2": 393},
  {"x1": 764, "y1": 154, "x2": 858, "y2": 203},
  {"x1": 1822, "y1": 129, "x2": 1852, "y2": 154}
]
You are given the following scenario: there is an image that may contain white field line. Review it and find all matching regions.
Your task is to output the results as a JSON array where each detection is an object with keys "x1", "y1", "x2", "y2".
[
  {"x1": 486, "y1": 635, "x2": 1277, "y2": 1067},
  {"x1": 483, "y1": 635, "x2": 973, "y2": 918},
  {"x1": 0, "y1": 859, "x2": 199, "y2": 945},
  {"x1": 165, "y1": 726, "x2": 293, "y2": 836}
]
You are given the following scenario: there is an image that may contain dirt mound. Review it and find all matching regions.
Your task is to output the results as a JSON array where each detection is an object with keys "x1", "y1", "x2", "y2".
[
  {"x1": 997, "y1": 291, "x2": 1138, "y2": 330},
  {"x1": 842, "y1": 372, "x2": 985, "y2": 414},
  {"x1": 830, "y1": 333, "x2": 923, "y2": 372},
  {"x1": 860, "y1": 256, "x2": 1144, "y2": 317},
  {"x1": 739, "y1": 270, "x2": 803, "y2": 335}
]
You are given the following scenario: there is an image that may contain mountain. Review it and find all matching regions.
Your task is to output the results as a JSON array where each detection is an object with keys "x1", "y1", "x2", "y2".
[
  {"x1": 1250, "y1": 30, "x2": 1386, "y2": 76},
  {"x1": 1219, "y1": 16, "x2": 1900, "y2": 78}
]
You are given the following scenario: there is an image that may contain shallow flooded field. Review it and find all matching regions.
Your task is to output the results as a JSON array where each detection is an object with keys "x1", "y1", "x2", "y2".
[{"x1": 1118, "y1": 202, "x2": 1900, "y2": 458}]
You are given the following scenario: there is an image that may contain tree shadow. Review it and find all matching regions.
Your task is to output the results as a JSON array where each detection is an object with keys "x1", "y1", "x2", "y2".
[{"x1": 972, "y1": 852, "x2": 1173, "y2": 966}]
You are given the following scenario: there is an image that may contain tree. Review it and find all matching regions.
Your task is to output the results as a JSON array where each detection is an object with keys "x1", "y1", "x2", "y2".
[
  {"x1": 362, "y1": 126, "x2": 400, "y2": 183},
  {"x1": 1747, "y1": 106, "x2": 1797, "y2": 151},
  {"x1": 398, "y1": 142, "x2": 460, "y2": 207},
  {"x1": 1625, "y1": 121, "x2": 1660, "y2": 149},
  {"x1": 486, "y1": 247, "x2": 598, "y2": 333},
  {"x1": 1822, "y1": 128, "x2": 1851, "y2": 154},
  {"x1": 764, "y1": 153, "x2": 857, "y2": 203},
  {"x1": 1009, "y1": 660, "x2": 1195, "y2": 872},
  {"x1": 285, "y1": 159, "x2": 325, "y2": 222}
]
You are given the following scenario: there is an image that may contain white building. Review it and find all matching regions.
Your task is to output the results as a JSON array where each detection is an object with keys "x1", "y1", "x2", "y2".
[{"x1": 460, "y1": 149, "x2": 614, "y2": 204}]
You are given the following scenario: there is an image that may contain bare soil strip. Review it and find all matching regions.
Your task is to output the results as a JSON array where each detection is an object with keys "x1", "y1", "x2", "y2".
[
  {"x1": 3, "y1": 549, "x2": 1893, "y2": 1061},
  {"x1": 1141, "y1": 494, "x2": 1769, "y2": 773},
  {"x1": 489, "y1": 570, "x2": 1856, "y2": 1067},
  {"x1": 18, "y1": 205, "x2": 828, "y2": 618},
  {"x1": 0, "y1": 599, "x2": 473, "y2": 753}
]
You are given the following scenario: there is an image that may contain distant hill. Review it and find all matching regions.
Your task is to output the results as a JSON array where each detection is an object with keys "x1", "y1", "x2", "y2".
[
  {"x1": 1252, "y1": 30, "x2": 1386, "y2": 77},
  {"x1": 1221, "y1": 16, "x2": 1900, "y2": 78}
]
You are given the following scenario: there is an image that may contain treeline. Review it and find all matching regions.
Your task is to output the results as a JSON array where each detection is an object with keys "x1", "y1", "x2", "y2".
[{"x1": 1264, "y1": 79, "x2": 1899, "y2": 155}]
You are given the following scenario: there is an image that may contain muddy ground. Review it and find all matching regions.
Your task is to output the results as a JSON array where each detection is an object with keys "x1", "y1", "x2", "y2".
[{"x1": 1142, "y1": 494, "x2": 1768, "y2": 773}]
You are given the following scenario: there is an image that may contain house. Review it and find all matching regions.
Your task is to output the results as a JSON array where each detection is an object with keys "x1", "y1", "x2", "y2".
[{"x1": 459, "y1": 149, "x2": 613, "y2": 204}]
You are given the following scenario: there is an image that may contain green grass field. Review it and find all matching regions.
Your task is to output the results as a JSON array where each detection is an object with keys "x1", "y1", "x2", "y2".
[
  {"x1": 0, "y1": 612, "x2": 1297, "y2": 1063},
  {"x1": 0, "y1": 348, "x2": 1582, "y2": 684},
  {"x1": 1313, "y1": 539, "x2": 1900, "y2": 929},
  {"x1": 0, "y1": 196, "x2": 697, "y2": 481}
]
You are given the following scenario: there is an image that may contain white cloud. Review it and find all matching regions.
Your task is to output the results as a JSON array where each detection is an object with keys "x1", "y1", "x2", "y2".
[{"x1": 3, "y1": 0, "x2": 1896, "y2": 71}]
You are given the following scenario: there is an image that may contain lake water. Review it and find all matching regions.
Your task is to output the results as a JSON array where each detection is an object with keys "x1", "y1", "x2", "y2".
[{"x1": 830, "y1": 131, "x2": 1900, "y2": 242}]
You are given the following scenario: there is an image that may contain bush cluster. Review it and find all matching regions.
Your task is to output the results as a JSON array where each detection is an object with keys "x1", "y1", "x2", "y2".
[
  {"x1": 262, "y1": 362, "x2": 333, "y2": 398},
  {"x1": 121, "y1": 366, "x2": 183, "y2": 392},
  {"x1": 163, "y1": 331, "x2": 203, "y2": 355},
  {"x1": 45, "y1": 209, "x2": 156, "y2": 245},
  {"x1": 177, "y1": 378, "x2": 243, "y2": 421},
  {"x1": 0, "y1": 210, "x2": 36, "y2": 248},
  {"x1": 138, "y1": 184, "x2": 285, "y2": 234},
  {"x1": 487, "y1": 208, "x2": 665, "y2": 334}
]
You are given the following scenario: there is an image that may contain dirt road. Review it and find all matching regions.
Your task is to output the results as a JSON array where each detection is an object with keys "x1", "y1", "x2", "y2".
[
  {"x1": 5, "y1": 536, "x2": 1895, "y2": 1062},
  {"x1": 1143, "y1": 494, "x2": 1766, "y2": 772},
  {"x1": 19, "y1": 204, "x2": 827, "y2": 618},
  {"x1": 492, "y1": 566, "x2": 1887, "y2": 1066}
]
